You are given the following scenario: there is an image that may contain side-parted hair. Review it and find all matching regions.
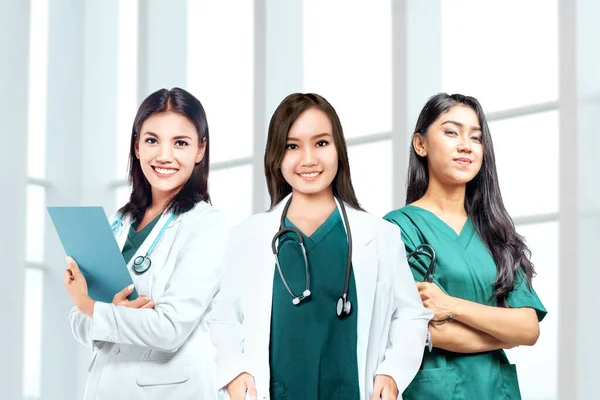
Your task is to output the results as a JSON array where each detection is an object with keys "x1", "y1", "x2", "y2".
[
  {"x1": 264, "y1": 93, "x2": 362, "y2": 211},
  {"x1": 407, "y1": 92, "x2": 536, "y2": 306},
  {"x1": 120, "y1": 87, "x2": 210, "y2": 223}
]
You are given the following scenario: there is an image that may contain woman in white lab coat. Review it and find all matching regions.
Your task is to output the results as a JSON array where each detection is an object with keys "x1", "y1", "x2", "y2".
[
  {"x1": 210, "y1": 93, "x2": 432, "y2": 400},
  {"x1": 63, "y1": 87, "x2": 228, "y2": 399}
]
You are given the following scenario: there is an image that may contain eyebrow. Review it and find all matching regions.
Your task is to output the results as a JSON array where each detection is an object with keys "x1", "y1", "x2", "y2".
[
  {"x1": 141, "y1": 131, "x2": 193, "y2": 140},
  {"x1": 286, "y1": 132, "x2": 332, "y2": 141},
  {"x1": 441, "y1": 120, "x2": 482, "y2": 132}
]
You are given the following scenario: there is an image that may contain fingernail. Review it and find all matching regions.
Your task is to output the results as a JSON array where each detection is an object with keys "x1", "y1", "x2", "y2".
[
  {"x1": 128, "y1": 284, "x2": 134, "y2": 291},
  {"x1": 66, "y1": 256, "x2": 73, "y2": 263}
]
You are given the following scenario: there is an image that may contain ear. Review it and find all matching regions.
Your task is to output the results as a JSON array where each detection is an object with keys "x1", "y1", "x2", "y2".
[
  {"x1": 195, "y1": 137, "x2": 207, "y2": 164},
  {"x1": 412, "y1": 133, "x2": 428, "y2": 157},
  {"x1": 134, "y1": 138, "x2": 141, "y2": 160}
]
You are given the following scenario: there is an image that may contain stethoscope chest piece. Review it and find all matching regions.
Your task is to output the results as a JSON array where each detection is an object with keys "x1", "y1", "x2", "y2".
[
  {"x1": 336, "y1": 296, "x2": 352, "y2": 318},
  {"x1": 133, "y1": 255, "x2": 151, "y2": 274}
]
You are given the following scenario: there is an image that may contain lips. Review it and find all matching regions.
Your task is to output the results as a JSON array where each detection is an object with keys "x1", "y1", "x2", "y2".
[{"x1": 454, "y1": 158, "x2": 472, "y2": 166}]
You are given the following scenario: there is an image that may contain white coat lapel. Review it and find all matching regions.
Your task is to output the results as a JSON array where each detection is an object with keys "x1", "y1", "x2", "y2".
[{"x1": 345, "y1": 206, "x2": 378, "y2": 375}]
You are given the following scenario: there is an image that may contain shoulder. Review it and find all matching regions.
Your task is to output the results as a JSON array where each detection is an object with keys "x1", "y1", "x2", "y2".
[
  {"x1": 178, "y1": 201, "x2": 228, "y2": 236},
  {"x1": 383, "y1": 206, "x2": 424, "y2": 238}
]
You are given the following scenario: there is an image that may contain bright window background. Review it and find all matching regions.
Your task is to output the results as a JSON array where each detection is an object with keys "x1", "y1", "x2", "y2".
[
  {"x1": 115, "y1": 0, "x2": 139, "y2": 181},
  {"x1": 24, "y1": 0, "x2": 49, "y2": 398},
  {"x1": 348, "y1": 141, "x2": 392, "y2": 216},
  {"x1": 491, "y1": 111, "x2": 559, "y2": 218},
  {"x1": 506, "y1": 222, "x2": 558, "y2": 400},
  {"x1": 186, "y1": 0, "x2": 254, "y2": 165},
  {"x1": 303, "y1": 0, "x2": 392, "y2": 137},
  {"x1": 442, "y1": 0, "x2": 558, "y2": 113}
]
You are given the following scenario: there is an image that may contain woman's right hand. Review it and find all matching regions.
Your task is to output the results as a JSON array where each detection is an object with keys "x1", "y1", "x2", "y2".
[
  {"x1": 112, "y1": 284, "x2": 155, "y2": 309},
  {"x1": 227, "y1": 372, "x2": 257, "y2": 400}
]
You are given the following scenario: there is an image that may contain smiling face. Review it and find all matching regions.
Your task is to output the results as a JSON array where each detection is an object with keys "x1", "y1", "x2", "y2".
[
  {"x1": 413, "y1": 105, "x2": 484, "y2": 186},
  {"x1": 279, "y1": 107, "x2": 339, "y2": 197},
  {"x1": 135, "y1": 111, "x2": 206, "y2": 202}
]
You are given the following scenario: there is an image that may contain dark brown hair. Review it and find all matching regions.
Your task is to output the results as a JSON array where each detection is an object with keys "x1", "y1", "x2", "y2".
[
  {"x1": 120, "y1": 87, "x2": 210, "y2": 223},
  {"x1": 264, "y1": 93, "x2": 362, "y2": 211}
]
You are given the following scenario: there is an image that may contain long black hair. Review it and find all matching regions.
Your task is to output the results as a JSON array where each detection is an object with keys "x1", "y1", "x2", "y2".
[
  {"x1": 264, "y1": 93, "x2": 363, "y2": 211},
  {"x1": 120, "y1": 87, "x2": 210, "y2": 223},
  {"x1": 407, "y1": 93, "x2": 535, "y2": 306}
]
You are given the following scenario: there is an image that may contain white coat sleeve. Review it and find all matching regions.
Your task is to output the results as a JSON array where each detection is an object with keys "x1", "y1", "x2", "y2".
[
  {"x1": 375, "y1": 228, "x2": 433, "y2": 396},
  {"x1": 69, "y1": 306, "x2": 94, "y2": 348},
  {"x1": 208, "y1": 226, "x2": 253, "y2": 394},
  {"x1": 89, "y1": 211, "x2": 229, "y2": 353}
]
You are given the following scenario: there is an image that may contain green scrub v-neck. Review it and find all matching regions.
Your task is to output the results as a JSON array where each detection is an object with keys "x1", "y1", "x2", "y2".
[{"x1": 121, "y1": 214, "x2": 162, "y2": 265}]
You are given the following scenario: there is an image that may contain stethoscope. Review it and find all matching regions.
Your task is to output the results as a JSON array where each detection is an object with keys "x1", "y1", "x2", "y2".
[
  {"x1": 271, "y1": 196, "x2": 353, "y2": 318},
  {"x1": 406, "y1": 243, "x2": 437, "y2": 283},
  {"x1": 111, "y1": 212, "x2": 176, "y2": 274}
]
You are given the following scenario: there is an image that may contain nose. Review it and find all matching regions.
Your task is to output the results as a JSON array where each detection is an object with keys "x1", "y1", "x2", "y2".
[
  {"x1": 300, "y1": 146, "x2": 317, "y2": 167},
  {"x1": 457, "y1": 134, "x2": 472, "y2": 153},
  {"x1": 155, "y1": 143, "x2": 174, "y2": 163}
]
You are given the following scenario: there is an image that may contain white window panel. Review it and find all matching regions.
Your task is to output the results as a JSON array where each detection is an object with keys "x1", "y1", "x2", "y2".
[
  {"x1": 442, "y1": 0, "x2": 558, "y2": 113},
  {"x1": 489, "y1": 111, "x2": 558, "y2": 219},
  {"x1": 187, "y1": 0, "x2": 254, "y2": 164},
  {"x1": 27, "y1": 0, "x2": 49, "y2": 179},
  {"x1": 22, "y1": 268, "x2": 44, "y2": 399},
  {"x1": 303, "y1": 0, "x2": 392, "y2": 137},
  {"x1": 116, "y1": 0, "x2": 139, "y2": 180},
  {"x1": 209, "y1": 165, "x2": 253, "y2": 228},
  {"x1": 348, "y1": 140, "x2": 392, "y2": 217},
  {"x1": 505, "y1": 221, "x2": 558, "y2": 400},
  {"x1": 26, "y1": 184, "x2": 46, "y2": 263}
]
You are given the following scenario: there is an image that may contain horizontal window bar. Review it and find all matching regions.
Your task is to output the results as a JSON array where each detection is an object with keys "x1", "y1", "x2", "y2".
[
  {"x1": 486, "y1": 101, "x2": 559, "y2": 122},
  {"x1": 513, "y1": 212, "x2": 558, "y2": 226},
  {"x1": 27, "y1": 177, "x2": 52, "y2": 188}
]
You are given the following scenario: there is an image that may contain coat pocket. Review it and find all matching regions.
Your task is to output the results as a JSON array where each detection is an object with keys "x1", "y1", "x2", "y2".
[
  {"x1": 402, "y1": 367, "x2": 464, "y2": 400},
  {"x1": 500, "y1": 364, "x2": 522, "y2": 399},
  {"x1": 136, "y1": 357, "x2": 191, "y2": 387}
]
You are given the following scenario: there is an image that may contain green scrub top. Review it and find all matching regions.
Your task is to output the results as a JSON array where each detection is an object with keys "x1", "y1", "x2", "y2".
[
  {"x1": 384, "y1": 205, "x2": 547, "y2": 400},
  {"x1": 269, "y1": 208, "x2": 360, "y2": 400},
  {"x1": 121, "y1": 214, "x2": 162, "y2": 264}
]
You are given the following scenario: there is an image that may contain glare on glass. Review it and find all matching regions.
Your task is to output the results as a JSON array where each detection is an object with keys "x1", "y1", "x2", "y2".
[
  {"x1": 26, "y1": 184, "x2": 46, "y2": 263},
  {"x1": 116, "y1": 0, "x2": 139, "y2": 180},
  {"x1": 27, "y1": 0, "x2": 49, "y2": 179}
]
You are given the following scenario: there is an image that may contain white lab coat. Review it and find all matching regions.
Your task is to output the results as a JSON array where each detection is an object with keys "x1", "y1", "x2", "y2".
[
  {"x1": 69, "y1": 201, "x2": 228, "y2": 400},
  {"x1": 209, "y1": 195, "x2": 433, "y2": 400}
]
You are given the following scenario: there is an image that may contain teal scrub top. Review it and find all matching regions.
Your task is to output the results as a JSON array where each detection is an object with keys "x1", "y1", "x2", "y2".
[
  {"x1": 269, "y1": 208, "x2": 360, "y2": 400},
  {"x1": 384, "y1": 205, "x2": 547, "y2": 400},
  {"x1": 121, "y1": 214, "x2": 162, "y2": 264}
]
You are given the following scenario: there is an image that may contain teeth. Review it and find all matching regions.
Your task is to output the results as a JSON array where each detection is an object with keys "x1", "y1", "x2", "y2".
[
  {"x1": 155, "y1": 167, "x2": 177, "y2": 175},
  {"x1": 300, "y1": 172, "x2": 320, "y2": 178}
]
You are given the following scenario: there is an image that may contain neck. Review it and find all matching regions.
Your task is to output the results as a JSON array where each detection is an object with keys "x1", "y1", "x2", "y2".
[
  {"x1": 419, "y1": 176, "x2": 467, "y2": 217},
  {"x1": 150, "y1": 187, "x2": 180, "y2": 213},
  {"x1": 287, "y1": 187, "x2": 336, "y2": 218}
]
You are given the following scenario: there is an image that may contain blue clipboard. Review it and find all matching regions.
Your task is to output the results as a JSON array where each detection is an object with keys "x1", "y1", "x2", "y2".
[{"x1": 47, "y1": 206, "x2": 138, "y2": 303}]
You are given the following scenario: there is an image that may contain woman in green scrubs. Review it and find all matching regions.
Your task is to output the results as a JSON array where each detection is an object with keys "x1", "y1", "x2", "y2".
[{"x1": 384, "y1": 93, "x2": 546, "y2": 400}]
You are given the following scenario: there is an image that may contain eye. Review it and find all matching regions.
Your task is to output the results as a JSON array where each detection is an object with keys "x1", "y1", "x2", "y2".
[
  {"x1": 444, "y1": 130, "x2": 458, "y2": 136},
  {"x1": 145, "y1": 137, "x2": 158, "y2": 144},
  {"x1": 285, "y1": 143, "x2": 298, "y2": 150},
  {"x1": 471, "y1": 135, "x2": 483, "y2": 143},
  {"x1": 175, "y1": 140, "x2": 189, "y2": 147},
  {"x1": 316, "y1": 140, "x2": 329, "y2": 147}
]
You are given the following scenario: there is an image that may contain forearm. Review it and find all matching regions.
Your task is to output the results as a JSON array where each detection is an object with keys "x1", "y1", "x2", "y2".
[
  {"x1": 451, "y1": 298, "x2": 539, "y2": 345},
  {"x1": 430, "y1": 321, "x2": 513, "y2": 353}
]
